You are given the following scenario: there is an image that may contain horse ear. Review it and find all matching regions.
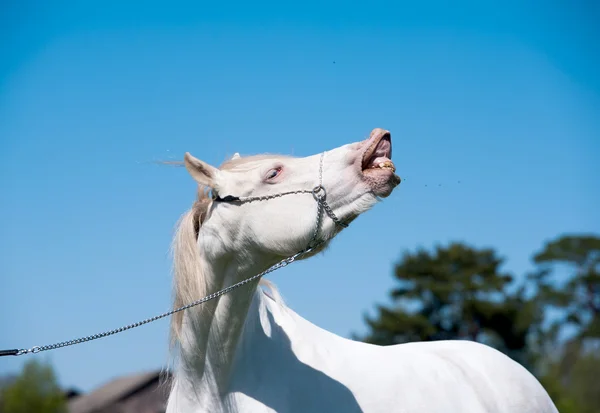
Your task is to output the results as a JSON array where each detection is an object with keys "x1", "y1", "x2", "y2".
[
  {"x1": 231, "y1": 152, "x2": 241, "y2": 160},
  {"x1": 184, "y1": 152, "x2": 219, "y2": 187}
]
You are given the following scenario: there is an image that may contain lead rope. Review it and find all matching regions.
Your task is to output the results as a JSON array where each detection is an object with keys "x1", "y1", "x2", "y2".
[{"x1": 0, "y1": 152, "x2": 348, "y2": 357}]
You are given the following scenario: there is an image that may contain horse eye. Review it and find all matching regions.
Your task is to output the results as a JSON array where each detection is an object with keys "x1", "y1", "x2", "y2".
[{"x1": 265, "y1": 167, "x2": 282, "y2": 181}]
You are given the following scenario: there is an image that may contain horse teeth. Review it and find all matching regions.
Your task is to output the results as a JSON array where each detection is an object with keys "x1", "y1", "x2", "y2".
[{"x1": 368, "y1": 161, "x2": 395, "y2": 171}]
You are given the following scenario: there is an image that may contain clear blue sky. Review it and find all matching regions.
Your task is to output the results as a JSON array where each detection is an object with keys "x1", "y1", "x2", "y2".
[{"x1": 1, "y1": 0, "x2": 598, "y2": 393}]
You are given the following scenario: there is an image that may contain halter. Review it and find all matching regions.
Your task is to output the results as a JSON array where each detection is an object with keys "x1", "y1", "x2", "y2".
[
  {"x1": 213, "y1": 152, "x2": 348, "y2": 247},
  {"x1": 0, "y1": 152, "x2": 349, "y2": 357}
]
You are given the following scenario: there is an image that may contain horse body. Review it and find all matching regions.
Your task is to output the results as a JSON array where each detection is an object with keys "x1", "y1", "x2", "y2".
[
  {"x1": 166, "y1": 128, "x2": 557, "y2": 412},
  {"x1": 167, "y1": 288, "x2": 557, "y2": 413}
]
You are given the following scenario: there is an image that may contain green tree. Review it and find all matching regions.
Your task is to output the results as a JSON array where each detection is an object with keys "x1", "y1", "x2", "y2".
[
  {"x1": 538, "y1": 340, "x2": 600, "y2": 413},
  {"x1": 529, "y1": 234, "x2": 600, "y2": 413},
  {"x1": 359, "y1": 242, "x2": 542, "y2": 368},
  {"x1": 530, "y1": 234, "x2": 600, "y2": 341},
  {"x1": 0, "y1": 359, "x2": 66, "y2": 413}
]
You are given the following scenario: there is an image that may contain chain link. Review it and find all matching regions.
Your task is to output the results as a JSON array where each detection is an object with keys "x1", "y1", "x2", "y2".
[{"x1": 4, "y1": 152, "x2": 347, "y2": 357}]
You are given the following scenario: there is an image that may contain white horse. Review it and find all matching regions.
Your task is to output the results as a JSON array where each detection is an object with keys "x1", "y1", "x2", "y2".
[{"x1": 166, "y1": 128, "x2": 557, "y2": 413}]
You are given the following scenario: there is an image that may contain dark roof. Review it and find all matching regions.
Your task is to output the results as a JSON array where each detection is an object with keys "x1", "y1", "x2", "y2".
[
  {"x1": 68, "y1": 370, "x2": 167, "y2": 413},
  {"x1": 64, "y1": 388, "x2": 82, "y2": 399}
]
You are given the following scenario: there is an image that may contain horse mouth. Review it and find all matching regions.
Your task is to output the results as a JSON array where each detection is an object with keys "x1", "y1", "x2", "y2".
[
  {"x1": 360, "y1": 128, "x2": 401, "y2": 196},
  {"x1": 362, "y1": 129, "x2": 395, "y2": 173}
]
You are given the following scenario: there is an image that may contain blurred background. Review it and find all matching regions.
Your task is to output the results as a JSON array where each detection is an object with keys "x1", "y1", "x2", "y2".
[{"x1": 1, "y1": 1, "x2": 598, "y2": 412}]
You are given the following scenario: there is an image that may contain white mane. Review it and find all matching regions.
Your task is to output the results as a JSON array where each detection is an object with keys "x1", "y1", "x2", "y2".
[{"x1": 169, "y1": 155, "x2": 286, "y2": 344}]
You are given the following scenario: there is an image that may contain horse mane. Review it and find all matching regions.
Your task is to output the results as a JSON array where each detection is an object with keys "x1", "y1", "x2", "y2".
[{"x1": 169, "y1": 155, "x2": 286, "y2": 346}]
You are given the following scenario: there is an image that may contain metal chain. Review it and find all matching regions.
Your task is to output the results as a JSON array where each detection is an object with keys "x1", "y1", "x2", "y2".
[
  {"x1": 1, "y1": 152, "x2": 347, "y2": 357},
  {"x1": 314, "y1": 153, "x2": 347, "y2": 229},
  {"x1": 224, "y1": 189, "x2": 314, "y2": 203},
  {"x1": 9, "y1": 243, "x2": 324, "y2": 356},
  {"x1": 309, "y1": 153, "x2": 327, "y2": 247}
]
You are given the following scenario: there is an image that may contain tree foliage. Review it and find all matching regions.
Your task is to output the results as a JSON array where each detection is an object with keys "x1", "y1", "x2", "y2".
[
  {"x1": 360, "y1": 242, "x2": 541, "y2": 367},
  {"x1": 531, "y1": 234, "x2": 600, "y2": 340},
  {"x1": 530, "y1": 235, "x2": 600, "y2": 413},
  {"x1": 0, "y1": 359, "x2": 66, "y2": 413},
  {"x1": 539, "y1": 340, "x2": 600, "y2": 413}
]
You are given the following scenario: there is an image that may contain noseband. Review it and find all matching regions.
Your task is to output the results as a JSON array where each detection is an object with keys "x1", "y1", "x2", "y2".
[
  {"x1": 212, "y1": 152, "x2": 349, "y2": 248},
  {"x1": 1, "y1": 152, "x2": 351, "y2": 357}
]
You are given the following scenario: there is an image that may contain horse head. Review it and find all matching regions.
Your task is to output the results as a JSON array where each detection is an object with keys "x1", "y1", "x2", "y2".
[{"x1": 182, "y1": 127, "x2": 401, "y2": 265}]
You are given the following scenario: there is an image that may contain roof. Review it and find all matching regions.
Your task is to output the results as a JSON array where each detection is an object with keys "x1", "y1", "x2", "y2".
[
  {"x1": 64, "y1": 388, "x2": 83, "y2": 399},
  {"x1": 68, "y1": 370, "x2": 167, "y2": 413}
]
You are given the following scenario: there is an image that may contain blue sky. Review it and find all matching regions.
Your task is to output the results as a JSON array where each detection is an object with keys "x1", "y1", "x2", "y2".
[{"x1": 1, "y1": 0, "x2": 598, "y2": 393}]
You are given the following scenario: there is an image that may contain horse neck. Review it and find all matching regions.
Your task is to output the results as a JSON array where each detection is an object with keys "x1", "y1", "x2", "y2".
[{"x1": 174, "y1": 253, "x2": 268, "y2": 404}]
